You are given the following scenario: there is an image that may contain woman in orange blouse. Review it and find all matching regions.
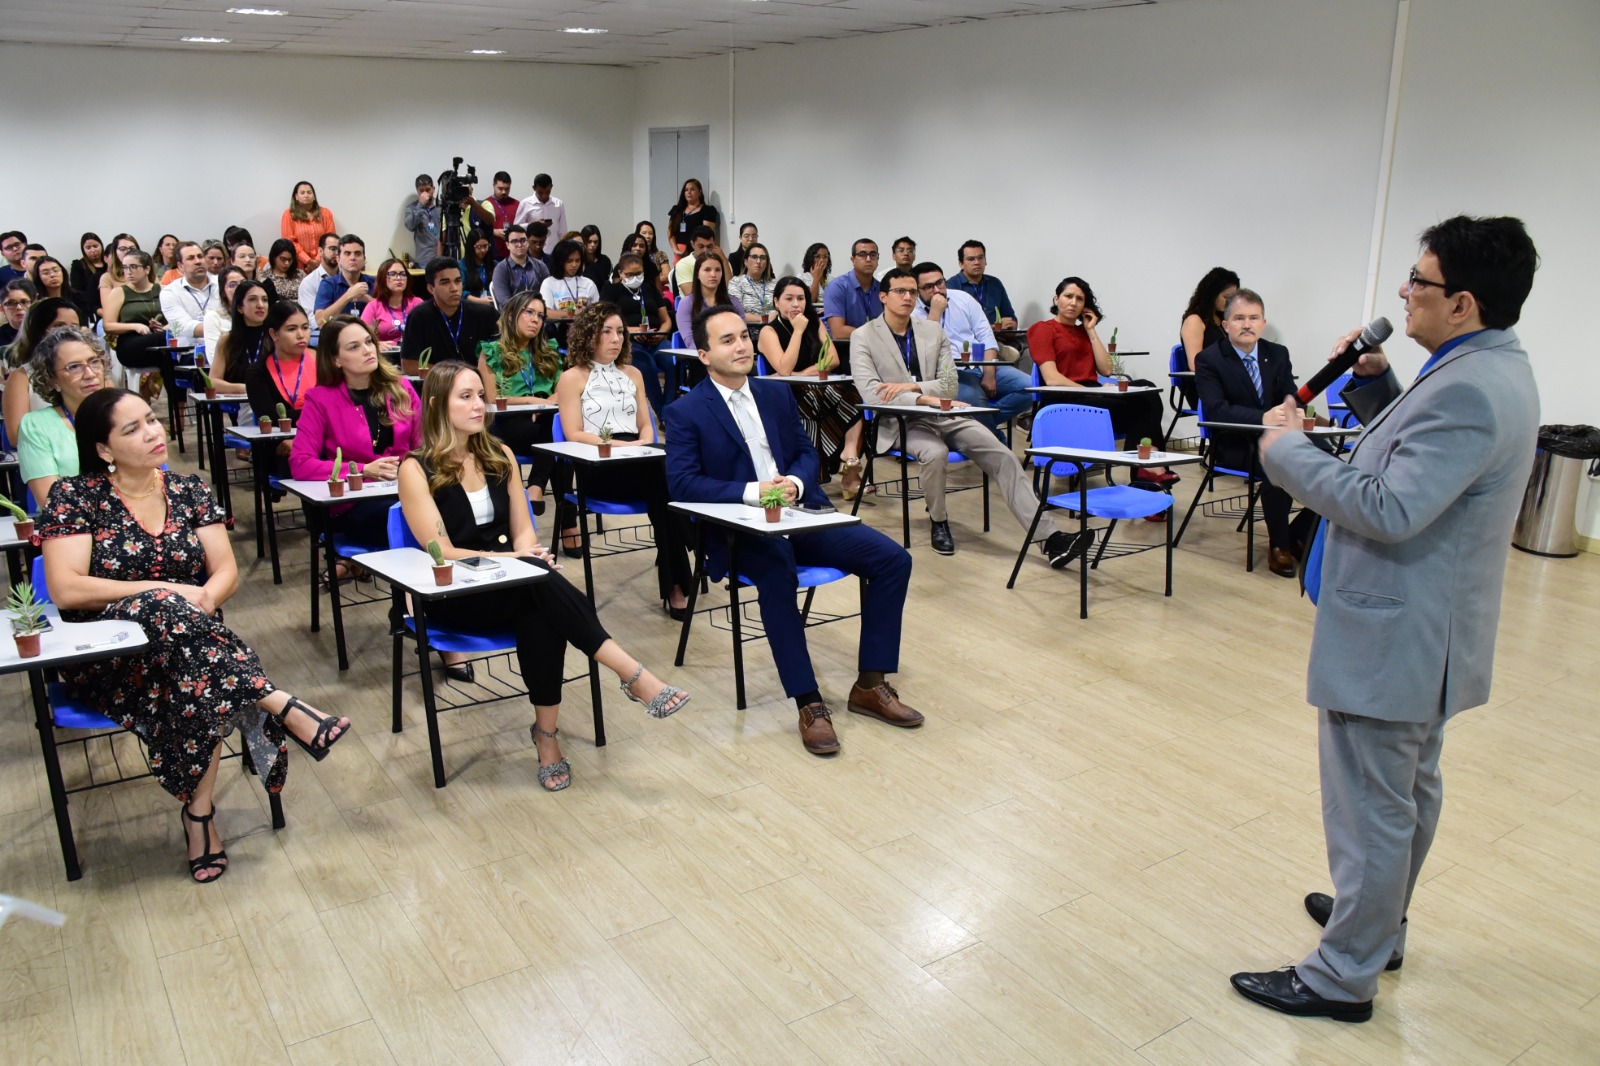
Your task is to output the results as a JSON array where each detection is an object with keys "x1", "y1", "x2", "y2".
[{"x1": 280, "y1": 181, "x2": 337, "y2": 271}]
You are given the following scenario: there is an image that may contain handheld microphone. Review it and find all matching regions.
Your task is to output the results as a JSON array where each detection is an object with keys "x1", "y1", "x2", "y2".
[{"x1": 1295, "y1": 317, "x2": 1392, "y2": 405}]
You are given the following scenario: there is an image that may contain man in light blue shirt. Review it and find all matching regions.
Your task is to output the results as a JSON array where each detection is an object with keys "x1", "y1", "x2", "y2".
[
  {"x1": 912, "y1": 262, "x2": 1032, "y2": 433},
  {"x1": 822, "y1": 238, "x2": 882, "y2": 341}
]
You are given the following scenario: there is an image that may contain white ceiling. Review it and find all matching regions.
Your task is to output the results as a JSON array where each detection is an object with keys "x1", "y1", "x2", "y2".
[{"x1": 0, "y1": 0, "x2": 1168, "y2": 67}]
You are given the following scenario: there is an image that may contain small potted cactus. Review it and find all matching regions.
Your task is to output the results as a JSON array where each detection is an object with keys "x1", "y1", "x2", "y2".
[
  {"x1": 275, "y1": 402, "x2": 292, "y2": 433},
  {"x1": 815, "y1": 334, "x2": 834, "y2": 375},
  {"x1": 961, "y1": 339, "x2": 972, "y2": 360},
  {"x1": 1107, "y1": 326, "x2": 1119, "y2": 356},
  {"x1": 198, "y1": 369, "x2": 216, "y2": 399},
  {"x1": 1302, "y1": 405, "x2": 1318, "y2": 431},
  {"x1": 7, "y1": 581, "x2": 47, "y2": 659},
  {"x1": 597, "y1": 425, "x2": 613, "y2": 459},
  {"x1": 426, "y1": 539, "x2": 452, "y2": 586},
  {"x1": 1137, "y1": 437, "x2": 1154, "y2": 461},
  {"x1": 257, "y1": 411, "x2": 273, "y2": 433},
  {"x1": 327, "y1": 448, "x2": 346, "y2": 497},
  {"x1": 758, "y1": 483, "x2": 788, "y2": 524},
  {"x1": 494, "y1": 394, "x2": 508, "y2": 412},
  {"x1": 346, "y1": 460, "x2": 365, "y2": 492},
  {"x1": 0, "y1": 493, "x2": 33, "y2": 540}
]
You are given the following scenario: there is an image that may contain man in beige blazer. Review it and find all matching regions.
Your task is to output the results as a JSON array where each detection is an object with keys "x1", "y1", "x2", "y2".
[{"x1": 850, "y1": 267, "x2": 1088, "y2": 565}]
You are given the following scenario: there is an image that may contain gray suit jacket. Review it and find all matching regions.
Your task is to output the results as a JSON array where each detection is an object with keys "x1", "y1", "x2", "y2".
[
  {"x1": 1260, "y1": 329, "x2": 1539, "y2": 722},
  {"x1": 849, "y1": 316, "x2": 959, "y2": 451}
]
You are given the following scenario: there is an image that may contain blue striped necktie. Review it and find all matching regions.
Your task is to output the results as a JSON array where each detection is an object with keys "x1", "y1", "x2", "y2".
[{"x1": 1242, "y1": 352, "x2": 1262, "y2": 402}]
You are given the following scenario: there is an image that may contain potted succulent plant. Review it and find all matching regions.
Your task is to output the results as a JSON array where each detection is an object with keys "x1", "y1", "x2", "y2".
[
  {"x1": 1302, "y1": 404, "x2": 1318, "y2": 431},
  {"x1": 275, "y1": 402, "x2": 292, "y2": 433},
  {"x1": 494, "y1": 394, "x2": 508, "y2": 412},
  {"x1": 1107, "y1": 326, "x2": 1119, "y2": 356},
  {"x1": 346, "y1": 460, "x2": 365, "y2": 491},
  {"x1": 426, "y1": 539, "x2": 452, "y2": 585},
  {"x1": 815, "y1": 335, "x2": 834, "y2": 375},
  {"x1": 327, "y1": 448, "x2": 346, "y2": 497},
  {"x1": 0, "y1": 493, "x2": 33, "y2": 540},
  {"x1": 1109, "y1": 349, "x2": 1129, "y2": 390},
  {"x1": 7, "y1": 581, "x2": 47, "y2": 659},
  {"x1": 597, "y1": 425, "x2": 613, "y2": 459},
  {"x1": 258, "y1": 411, "x2": 273, "y2": 432},
  {"x1": 758, "y1": 483, "x2": 788, "y2": 523},
  {"x1": 1137, "y1": 436, "x2": 1154, "y2": 461},
  {"x1": 198, "y1": 369, "x2": 216, "y2": 399},
  {"x1": 938, "y1": 395, "x2": 953, "y2": 411}
]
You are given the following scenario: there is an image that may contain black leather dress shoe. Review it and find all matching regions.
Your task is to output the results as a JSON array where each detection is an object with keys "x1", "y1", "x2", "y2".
[
  {"x1": 930, "y1": 520, "x2": 955, "y2": 555},
  {"x1": 1305, "y1": 892, "x2": 1403, "y2": 971},
  {"x1": 1230, "y1": 967, "x2": 1373, "y2": 1022}
]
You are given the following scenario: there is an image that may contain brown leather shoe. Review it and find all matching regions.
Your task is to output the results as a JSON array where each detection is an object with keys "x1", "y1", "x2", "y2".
[
  {"x1": 798, "y1": 702, "x2": 840, "y2": 755},
  {"x1": 846, "y1": 682, "x2": 925, "y2": 728},
  {"x1": 1268, "y1": 547, "x2": 1297, "y2": 578}
]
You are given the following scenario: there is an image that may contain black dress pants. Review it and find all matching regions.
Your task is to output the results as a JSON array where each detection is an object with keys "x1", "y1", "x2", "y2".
[{"x1": 423, "y1": 567, "x2": 610, "y2": 706}]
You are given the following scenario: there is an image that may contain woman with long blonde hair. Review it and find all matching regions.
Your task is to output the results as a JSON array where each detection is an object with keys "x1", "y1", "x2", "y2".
[{"x1": 397, "y1": 361, "x2": 691, "y2": 791}]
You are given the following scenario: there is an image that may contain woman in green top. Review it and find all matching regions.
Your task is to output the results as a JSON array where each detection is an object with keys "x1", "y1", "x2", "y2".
[
  {"x1": 100, "y1": 251, "x2": 168, "y2": 382},
  {"x1": 18, "y1": 325, "x2": 109, "y2": 504},
  {"x1": 478, "y1": 291, "x2": 562, "y2": 513}
]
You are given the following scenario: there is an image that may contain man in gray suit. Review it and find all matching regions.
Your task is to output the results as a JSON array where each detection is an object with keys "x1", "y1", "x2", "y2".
[
  {"x1": 851, "y1": 267, "x2": 1089, "y2": 566},
  {"x1": 1231, "y1": 216, "x2": 1540, "y2": 1022}
]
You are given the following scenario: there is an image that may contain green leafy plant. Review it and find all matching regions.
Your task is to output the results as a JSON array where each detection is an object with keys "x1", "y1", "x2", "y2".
[
  {"x1": 0, "y1": 494, "x2": 27, "y2": 522},
  {"x1": 6, "y1": 582, "x2": 46, "y2": 635},
  {"x1": 417, "y1": 347, "x2": 433, "y2": 370},
  {"x1": 275, "y1": 402, "x2": 288, "y2": 421},
  {"x1": 197, "y1": 369, "x2": 214, "y2": 391},
  {"x1": 330, "y1": 447, "x2": 344, "y2": 481},
  {"x1": 816, "y1": 334, "x2": 834, "y2": 374},
  {"x1": 598, "y1": 425, "x2": 613, "y2": 445},
  {"x1": 992, "y1": 306, "x2": 1002, "y2": 325},
  {"x1": 1109, "y1": 353, "x2": 1127, "y2": 379},
  {"x1": 425, "y1": 539, "x2": 446, "y2": 566},
  {"x1": 758, "y1": 484, "x2": 789, "y2": 510}
]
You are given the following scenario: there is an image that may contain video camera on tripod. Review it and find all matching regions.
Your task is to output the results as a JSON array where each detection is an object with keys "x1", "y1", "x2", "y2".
[{"x1": 440, "y1": 157, "x2": 477, "y2": 207}]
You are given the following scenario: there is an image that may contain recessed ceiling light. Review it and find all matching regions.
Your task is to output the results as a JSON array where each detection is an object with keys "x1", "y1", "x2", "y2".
[
  {"x1": 563, "y1": 27, "x2": 608, "y2": 34},
  {"x1": 180, "y1": 36, "x2": 231, "y2": 43},
  {"x1": 227, "y1": 7, "x2": 286, "y2": 14},
  {"x1": 468, "y1": 49, "x2": 506, "y2": 55}
]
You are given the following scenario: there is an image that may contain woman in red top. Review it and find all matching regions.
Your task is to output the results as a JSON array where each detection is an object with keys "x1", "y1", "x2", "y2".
[
  {"x1": 1027, "y1": 276, "x2": 1177, "y2": 484},
  {"x1": 280, "y1": 181, "x2": 337, "y2": 270}
]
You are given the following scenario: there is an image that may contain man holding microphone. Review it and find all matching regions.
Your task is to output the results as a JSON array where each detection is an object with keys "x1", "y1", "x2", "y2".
[{"x1": 1230, "y1": 216, "x2": 1540, "y2": 1022}]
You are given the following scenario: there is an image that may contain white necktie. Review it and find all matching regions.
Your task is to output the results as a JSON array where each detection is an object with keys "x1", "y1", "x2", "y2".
[{"x1": 729, "y1": 389, "x2": 777, "y2": 481}]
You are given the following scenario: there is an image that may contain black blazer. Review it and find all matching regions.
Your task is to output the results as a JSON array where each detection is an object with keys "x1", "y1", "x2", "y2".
[
  {"x1": 1194, "y1": 337, "x2": 1296, "y2": 472},
  {"x1": 427, "y1": 460, "x2": 513, "y2": 551}
]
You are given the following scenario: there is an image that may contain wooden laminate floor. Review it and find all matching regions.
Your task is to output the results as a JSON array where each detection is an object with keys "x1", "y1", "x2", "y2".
[{"x1": 2, "y1": 437, "x2": 1597, "y2": 1065}]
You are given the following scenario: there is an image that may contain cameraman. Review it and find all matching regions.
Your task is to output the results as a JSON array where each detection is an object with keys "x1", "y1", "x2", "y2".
[
  {"x1": 404, "y1": 173, "x2": 441, "y2": 268},
  {"x1": 437, "y1": 166, "x2": 495, "y2": 264}
]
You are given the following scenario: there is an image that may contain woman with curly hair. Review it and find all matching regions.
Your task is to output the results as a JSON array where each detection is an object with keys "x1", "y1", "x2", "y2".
[{"x1": 553, "y1": 302, "x2": 692, "y2": 618}]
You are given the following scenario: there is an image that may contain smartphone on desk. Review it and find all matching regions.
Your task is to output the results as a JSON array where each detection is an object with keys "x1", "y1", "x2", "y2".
[{"x1": 455, "y1": 556, "x2": 501, "y2": 571}]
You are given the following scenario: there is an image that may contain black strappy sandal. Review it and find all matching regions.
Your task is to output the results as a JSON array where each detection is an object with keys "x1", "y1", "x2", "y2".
[
  {"x1": 272, "y1": 695, "x2": 350, "y2": 762},
  {"x1": 181, "y1": 804, "x2": 228, "y2": 884}
]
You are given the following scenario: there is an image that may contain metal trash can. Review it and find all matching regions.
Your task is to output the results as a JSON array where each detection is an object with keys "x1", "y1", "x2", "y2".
[{"x1": 1512, "y1": 424, "x2": 1600, "y2": 557}]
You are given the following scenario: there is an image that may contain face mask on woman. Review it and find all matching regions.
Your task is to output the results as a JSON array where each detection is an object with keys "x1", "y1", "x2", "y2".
[{"x1": 621, "y1": 274, "x2": 645, "y2": 292}]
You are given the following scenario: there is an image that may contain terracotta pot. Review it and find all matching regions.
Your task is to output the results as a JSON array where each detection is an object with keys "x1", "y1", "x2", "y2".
[
  {"x1": 258, "y1": 418, "x2": 273, "y2": 432},
  {"x1": 597, "y1": 443, "x2": 612, "y2": 458},
  {"x1": 347, "y1": 473, "x2": 365, "y2": 491},
  {"x1": 13, "y1": 632, "x2": 41, "y2": 658},
  {"x1": 431, "y1": 564, "x2": 454, "y2": 586},
  {"x1": 204, "y1": 388, "x2": 216, "y2": 399},
  {"x1": 494, "y1": 398, "x2": 507, "y2": 411},
  {"x1": 1107, "y1": 343, "x2": 1117, "y2": 356},
  {"x1": 401, "y1": 358, "x2": 420, "y2": 376},
  {"x1": 1302, "y1": 417, "x2": 1316, "y2": 431},
  {"x1": 1137, "y1": 444, "x2": 1153, "y2": 460},
  {"x1": 277, "y1": 418, "x2": 293, "y2": 432},
  {"x1": 764, "y1": 505, "x2": 783, "y2": 523},
  {"x1": 13, "y1": 519, "x2": 34, "y2": 539},
  {"x1": 1117, "y1": 379, "x2": 1130, "y2": 392},
  {"x1": 939, "y1": 398, "x2": 952, "y2": 411},
  {"x1": 327, "y1": 479, "x2": 344, "y2": 498}
]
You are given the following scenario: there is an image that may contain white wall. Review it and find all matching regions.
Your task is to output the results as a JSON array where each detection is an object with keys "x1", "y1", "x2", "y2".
[
  {"x1": 0, "y1": 44, "x2": 637, "y2": 267},
  {"x1": 1373, "y1": 0, "x2": 1600, "y2": 536},
  {"x1": 633, "y1": 0, "x2": 1399, "y2": 366}
]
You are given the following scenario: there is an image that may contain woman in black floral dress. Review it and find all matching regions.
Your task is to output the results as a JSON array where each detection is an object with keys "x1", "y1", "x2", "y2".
[{"x1": 39, "y1": 387, "x2": 353, "y2": 883}]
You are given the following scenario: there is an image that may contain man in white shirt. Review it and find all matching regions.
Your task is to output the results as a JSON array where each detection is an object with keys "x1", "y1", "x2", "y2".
[
  {"x1": 912, "y1": 262, "x2": 1033, "y2": 433},
  {"x1": 297, "y1": 231, "x2": 340, "y2": 318},
  {"x1": 159, "y1": 241, "x2": 218, "y2": 345},
  {"x1": 512, "y1": 173, "x2": 568, "y2": 239}
]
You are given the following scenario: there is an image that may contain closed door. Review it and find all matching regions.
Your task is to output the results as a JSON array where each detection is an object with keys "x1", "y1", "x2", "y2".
[{"x1": 649, "y1": 126, "x2": 712, "y2": 249}]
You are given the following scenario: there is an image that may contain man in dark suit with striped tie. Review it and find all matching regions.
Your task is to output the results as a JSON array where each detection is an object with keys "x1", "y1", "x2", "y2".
[{"x1": 1194, "y1": 289, "x2": 1320, "y2": 576}]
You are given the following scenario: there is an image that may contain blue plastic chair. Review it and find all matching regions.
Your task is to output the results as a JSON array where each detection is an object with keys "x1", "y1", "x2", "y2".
[
  {"x1": 1165, "y1": 342, "x2": 1200, "y2": 441},
  {"x1": 28, "y1": 556, "x2": 284, "y2": 879},
  {"x1": 1007, "y1": 404, "x2": 1175, "y2": 617},
  {"x1": 383, "y1": 503, "x2": 604, "y2": 785},
  {"x1": 1172, "y1": 400, "x2": 1264, "y2": 571}
]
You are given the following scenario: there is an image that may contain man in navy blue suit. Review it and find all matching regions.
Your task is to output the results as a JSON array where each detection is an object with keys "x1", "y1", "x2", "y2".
[{"x1": 666, "y1": 304, "x2": 922, "y2": 755}]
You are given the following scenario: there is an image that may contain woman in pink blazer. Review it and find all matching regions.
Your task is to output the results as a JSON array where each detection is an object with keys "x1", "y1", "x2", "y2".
[{"x1": 290, "y1": 314, "x2": 422, "y2": 547}]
